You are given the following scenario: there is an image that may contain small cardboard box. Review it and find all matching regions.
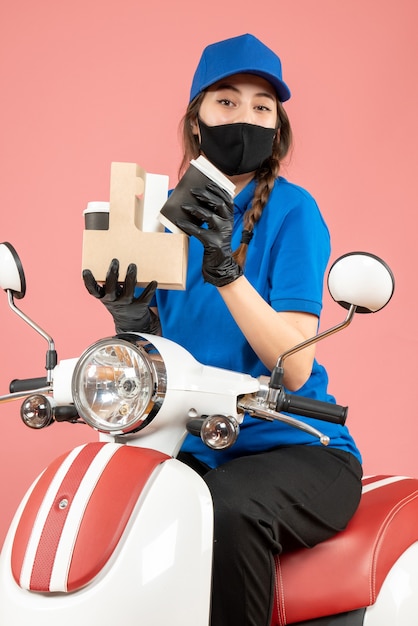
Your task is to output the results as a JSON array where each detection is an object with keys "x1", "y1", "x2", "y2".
[{"x1": 82, "y1": 162, "x2": 188, "y2": 290}]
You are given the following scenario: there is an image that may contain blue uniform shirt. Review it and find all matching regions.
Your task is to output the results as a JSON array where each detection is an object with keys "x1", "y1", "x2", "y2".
[{"x1": 156, "y1": 177, "x2": 362, "y2": 467}]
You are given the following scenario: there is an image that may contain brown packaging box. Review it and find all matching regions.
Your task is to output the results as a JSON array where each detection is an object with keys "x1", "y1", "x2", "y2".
[{"x1": 82, "y1": 162, "x2": 188, "y2": 290}]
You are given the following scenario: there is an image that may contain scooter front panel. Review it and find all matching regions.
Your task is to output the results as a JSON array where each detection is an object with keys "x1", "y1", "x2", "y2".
[
  {"x1": 11, "y1": 442, "x2": 169, "y2": 592},
  {"x1": 0, "y1": 455, "x2": 213, "y2": 626}
]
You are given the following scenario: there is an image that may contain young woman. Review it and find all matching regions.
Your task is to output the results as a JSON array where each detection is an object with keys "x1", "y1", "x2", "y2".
[{"x1": 83, "y1": 33, "x2": 363, "y2": 626}]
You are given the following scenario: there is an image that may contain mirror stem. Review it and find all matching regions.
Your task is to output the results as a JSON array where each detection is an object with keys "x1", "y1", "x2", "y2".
[
  {"x1": 267, "y1": 304, "x2": 357, "y2": 406},
  {"x1": 7, "y1": 290, "x2": 57, "y2": 383}
]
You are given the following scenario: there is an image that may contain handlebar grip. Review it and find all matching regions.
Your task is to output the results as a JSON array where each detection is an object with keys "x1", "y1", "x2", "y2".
[
  {"x1": 279, "y1": 393, "x2": 348, "y2": 425},
  {"x1": 9, "y1": 377, "x2": 48, "y2": 393}
]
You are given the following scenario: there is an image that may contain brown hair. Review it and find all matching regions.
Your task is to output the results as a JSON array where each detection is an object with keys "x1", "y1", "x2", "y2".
[{"x1": 178, "y1": 93, "x2": 293, "y2": 268}]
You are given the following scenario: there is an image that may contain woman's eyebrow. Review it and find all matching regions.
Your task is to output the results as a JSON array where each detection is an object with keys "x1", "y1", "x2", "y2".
[
  {"x1": 213, "y1": 82, "x2": 241, "y2": 93},
  {"x1": 214, "y1": 82, "x2": 276, "y2": 101}
]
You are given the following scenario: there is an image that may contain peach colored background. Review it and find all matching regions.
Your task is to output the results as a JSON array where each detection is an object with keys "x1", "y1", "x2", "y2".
[{"x1": 0, "y1": 0, "x2": 416, "y2": 547}]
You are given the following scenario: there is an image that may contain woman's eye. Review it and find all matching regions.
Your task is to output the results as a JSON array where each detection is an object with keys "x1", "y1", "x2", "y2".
[{"x1": 217, "y1": 98, "x2": 234, "y2": 107}]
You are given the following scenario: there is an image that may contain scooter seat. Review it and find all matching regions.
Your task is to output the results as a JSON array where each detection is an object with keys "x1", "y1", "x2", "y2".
[{"x1": 271, "y1": 475, "x2": 418, "y2": 625}]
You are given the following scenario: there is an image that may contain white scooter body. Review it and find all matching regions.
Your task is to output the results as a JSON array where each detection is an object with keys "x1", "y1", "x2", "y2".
[
  {"x1": 365, "y1": 543, "x2": 418, "y2": 625},
  {"x1": 2, "y1": 352, "x2": 418, "y2": 626},
  {"x1": 1, "y1": 244, "x2": 417, "y2": 625},
  {"x1": 0, "y1": 333, "x2": 260, "y2": 626},
  {"x1": 0, "y1": 444, "x2": 213, "y2": 626}
]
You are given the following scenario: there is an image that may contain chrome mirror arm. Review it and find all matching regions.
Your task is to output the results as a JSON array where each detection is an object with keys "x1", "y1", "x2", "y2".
[
  {"x1": 267, "y1": 304, "x2": 357, "y2": 407},
  {"x1": 277, "y1": 304, "x2": 357, "y2": 370},
  {"x1": 7, "y1": 290, "x2": 57, "y2": 383}
]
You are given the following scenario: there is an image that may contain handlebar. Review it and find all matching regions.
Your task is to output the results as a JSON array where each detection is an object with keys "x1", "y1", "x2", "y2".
[
  {"x1": 237, "y1": 383, "x2": 349, "y2": 446},
  {"x1": 276, "y1": 390, "x2": 348, "y2": 425},
  {"x1": 10, "y1": 377, "x2": 48, "y2": 393}
]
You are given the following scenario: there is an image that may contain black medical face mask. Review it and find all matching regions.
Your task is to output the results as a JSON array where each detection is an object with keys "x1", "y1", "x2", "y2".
[{"x1": 198, "y1": 118, "x2": 277, "y2": 176}]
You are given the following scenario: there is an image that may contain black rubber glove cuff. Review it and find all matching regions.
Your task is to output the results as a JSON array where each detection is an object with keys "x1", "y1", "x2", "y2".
[
  {"x1": 83, "y1": 259, "x2": 160, "y2": 334},
  {"x1": 202, "y1": 256, "x2": 242, "y2": 287},
  {"x1": 173, "y1": 182, "x2": 241, "y2": 287}
]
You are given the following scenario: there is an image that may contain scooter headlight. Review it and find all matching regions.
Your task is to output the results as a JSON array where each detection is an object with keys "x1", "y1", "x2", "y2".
[{"x1": 72, "y1": 336, "x2": 166, "y2": 435}]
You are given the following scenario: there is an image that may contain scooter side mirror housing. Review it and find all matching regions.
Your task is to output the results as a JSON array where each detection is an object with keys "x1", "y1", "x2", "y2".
[
  {"x1": 327, "y1": 252, "x2": 395, "y2": 314},
  {"x1": 270, "y1": 251, "x2": 395, "y2": 389},
  {"x1": 0, "y1": 242, "x2": 26, "y2": 299}
]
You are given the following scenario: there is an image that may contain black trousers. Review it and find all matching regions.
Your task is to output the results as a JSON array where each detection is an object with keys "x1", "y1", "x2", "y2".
[{"x1": 178, "y1": 445, "x2": 362, "y2": 626}]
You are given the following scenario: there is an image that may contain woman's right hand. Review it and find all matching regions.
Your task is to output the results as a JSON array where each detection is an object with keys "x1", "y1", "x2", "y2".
[
  {"x1": 82, "y1": 259, "x2": 160, "y2": 334},
  {"x1": 175, "y1": 182, "x2": 242, "y2": 287}
]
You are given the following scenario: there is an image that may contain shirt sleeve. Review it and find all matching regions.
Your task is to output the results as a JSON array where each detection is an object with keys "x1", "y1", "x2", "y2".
[{"x1": 269, "y1": 187, "x2": 331, "y2": 317}]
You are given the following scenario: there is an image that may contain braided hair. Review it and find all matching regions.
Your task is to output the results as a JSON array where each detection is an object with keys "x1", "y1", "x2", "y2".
[{"x1": 178, "y1": 94, "x2": 293, "y2": 268}]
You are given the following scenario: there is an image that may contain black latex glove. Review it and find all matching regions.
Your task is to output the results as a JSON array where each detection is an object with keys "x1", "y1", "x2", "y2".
[
  {"x1": 174, "y1": 182, "x2": 243, "y2": 287},
  {"x1": 82, "y1": 259, "x2": 160, "y2": 334}
]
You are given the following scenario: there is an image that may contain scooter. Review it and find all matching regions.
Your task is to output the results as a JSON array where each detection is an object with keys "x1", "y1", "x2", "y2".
[{"x1": 0, "y1": 242, "x2": 416, "y2": 626}]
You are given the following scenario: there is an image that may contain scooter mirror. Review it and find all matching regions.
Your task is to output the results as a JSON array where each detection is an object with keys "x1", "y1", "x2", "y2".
[
  {"x1": 0, "y1": 242, "x2": 26, "y2": 299},
  {"x1": 327, "y1": 252, "x2": 394, "y2": 314}
]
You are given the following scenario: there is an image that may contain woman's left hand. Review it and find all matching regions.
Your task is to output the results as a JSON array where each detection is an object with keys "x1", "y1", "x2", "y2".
[{"x1": 174, "y1": 182, "x2": 242, "y2": 287}]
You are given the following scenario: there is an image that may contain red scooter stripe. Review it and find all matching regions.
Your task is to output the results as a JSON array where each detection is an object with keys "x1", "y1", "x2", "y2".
[
  {"x1": 12, "y1": 442, "x2": 170, "y2": 593},
  {"x1": 11, "y1": 451, "x2": 71, "y2": 586},
  {"x1": 67, "y1": 446, "x2": 169, "y2": 591},
  {"x1": 29, "y1": 443, "x2": 105, "y2": 591},
  {"x1": 361, "y1": 475, "x2": 387, "y2": 486}
]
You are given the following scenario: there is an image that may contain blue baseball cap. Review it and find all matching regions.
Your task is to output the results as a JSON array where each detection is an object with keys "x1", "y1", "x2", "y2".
[{"x1": 190, "y1": 33, "x2": 291, "y2": 103}]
